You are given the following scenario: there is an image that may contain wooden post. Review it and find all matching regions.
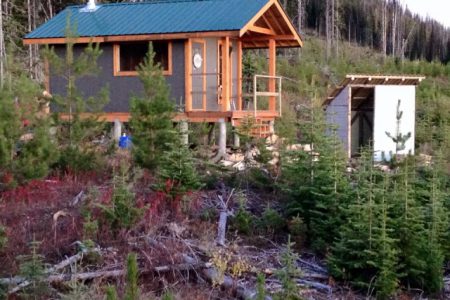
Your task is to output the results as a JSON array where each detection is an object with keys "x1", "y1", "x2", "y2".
[
  {"x1": 221, "y1": 37, "x2": 230, "y2": 112},
  {"x1": 347, "y1": 87, "x2": 352, "y2": 159},
  {"x1": 237, "y1": 40, "x2": 243, "y2": 111},
  {"x1": 185, "y1": 39, "x2": 192, "y2": 112},
  {"x1": 268, "y1": 38, "x2": 276, "y2": 111}
]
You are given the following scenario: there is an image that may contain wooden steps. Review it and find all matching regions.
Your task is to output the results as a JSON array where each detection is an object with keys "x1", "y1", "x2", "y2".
[{"x1": 232, "y1": 115, "x2": 274, "y2": 138}]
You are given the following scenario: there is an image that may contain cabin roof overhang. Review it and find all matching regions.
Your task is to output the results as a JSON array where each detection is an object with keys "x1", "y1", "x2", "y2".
[
  {"x1": 239, "y1": 0, "x2": 302, "y2": 48},
  {"x1": 324, "y1": 74, "x2": 426, "y2": 106},
  {"x1": 23, "y1": 0, "x2": 302, "y2": 48}
]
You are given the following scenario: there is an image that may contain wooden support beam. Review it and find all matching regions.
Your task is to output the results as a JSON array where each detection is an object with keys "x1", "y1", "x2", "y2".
[
  {"x1": 237, "y1": 40, "x2": 243, "y2": 111},
  {"x1": 268, "y1": 38, "x2": 276, "y2": 111},
  {"x1": 185, "y1": 39, "x2": 192, "y2": 112},
  {"x1": 24, "y1": 31, "x2": 240, "y2": 45},
  {"x1": 248, "y1": 25, "x2": 276, "y2": 35},
  {"x1": 241, "y1": 35, "x2": 296, "y2": 42},
  {"x1": 347, "y1": 87, "x2": 352, "y2": 159},
  {"x1": 221, "y1": 37, "x2": 230, "y2": 112}
]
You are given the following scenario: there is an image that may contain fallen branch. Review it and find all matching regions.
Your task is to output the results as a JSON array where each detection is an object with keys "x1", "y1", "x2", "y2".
[
  {"x1": 202, "y1": 268, "x2": 272, "y2": 300},
  {"x1": 5, "y1": 247, "x2": 99, "y2": 295},
  {"x1": 296, "y1": 279, "x2": 333, "y2": 293},
  {"x1": 216, "y1": 188, "x2": 235, "y2": 246},
  {"x1": 297, "y1": 258, "x2": 328, "y2": 275}
]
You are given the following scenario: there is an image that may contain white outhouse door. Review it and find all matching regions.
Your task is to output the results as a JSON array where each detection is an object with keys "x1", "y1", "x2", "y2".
[{"x1": 373, "y1": 85, "x2": 416, "y2": 161}]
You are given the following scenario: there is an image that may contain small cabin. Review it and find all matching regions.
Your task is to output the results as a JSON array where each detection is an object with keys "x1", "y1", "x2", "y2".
[
  {"x1": 24, "y1": 0, "x2": 303, "y2": 137},
  {"x1": 324, "y1": 75, "x2": 425, "y2": 161}
]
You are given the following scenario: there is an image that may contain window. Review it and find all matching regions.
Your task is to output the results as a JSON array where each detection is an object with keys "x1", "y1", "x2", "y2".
[{"x1": 113, "y1": 41, "x2": 172, "y2": 76}]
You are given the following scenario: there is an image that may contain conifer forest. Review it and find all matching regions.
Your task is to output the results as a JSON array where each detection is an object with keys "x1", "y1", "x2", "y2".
[{"x1": 0, "y1": 0, "x2": 449, "y2": 299}]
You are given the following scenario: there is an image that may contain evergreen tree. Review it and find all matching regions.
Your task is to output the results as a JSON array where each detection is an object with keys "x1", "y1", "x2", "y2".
[
  {"x1": 129, "y1": 43, "x2": 176, "y2": 171},
  {"x1": 420, "y1": 158, "x2": 448, "y2": 294},
  {"x1": 43, "y1": 22, "x2": 109, "y2": 173},
  {"x1": 281, "y1": 106, "x2": 351, "y2": 254},
  {"x1": 391, "y1": 158, "x2": 428, "y2": 289},
  {"x1": 372, "y1": 173, "x2": 398, "y2": 299},
  {"x1": 328, "y1": 150, "x2": 380, "y2": 290},
  {"x1": 156, "y1": 125, "x2": 202, "y2": 216},
  {"x1": 124, "y1": 252, "x2": 140, "y2": 300},
  {"x1": 0, "y1": 50, "x2": 57, "y2": 186}
]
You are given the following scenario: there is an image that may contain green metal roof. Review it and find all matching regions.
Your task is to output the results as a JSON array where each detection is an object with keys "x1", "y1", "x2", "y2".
[{"x1": 25, "y1": 0, "x2": 269, "y2": 39}]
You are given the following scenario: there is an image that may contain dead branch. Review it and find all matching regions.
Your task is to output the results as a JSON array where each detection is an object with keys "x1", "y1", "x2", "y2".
[
  {"x1": 202, "y1": 268, "x2": 272, "y2": 300},
  {"x1": 4, "y1": 246, "x2": 100, "y2": 295},
  {"x1": 216, "y1": 186, "x2": 235, "y2": 246}
]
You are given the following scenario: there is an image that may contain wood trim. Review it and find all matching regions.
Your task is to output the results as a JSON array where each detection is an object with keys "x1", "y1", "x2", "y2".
[
  {"x1": 347, "y1": 87, "x2": 352, "y2": 159},
  {"x1": 248, "y1": 25, "x2": 276, "y2": 35},
  {"x1": 237, "y1": 40, "x2": 243, "y2": 111},
  {"x1": 191, "y1": 38, "x2": 207, "y2": 111},
  {"x1": 59, "y1": 112, "x2": 131, "y2": 123},
  {"x1": 222, "y1": 37, "x2": 230, "y2": 112},
  {"x1": 217, "y1": 39, "x2": 223, "y2": 108},
  {"x1": 268, "y1": 38, "x2": 276, "y2": 111},
  {"x1": 57, "y1": 110, "x2": 279, "y2": 124},
  {"x1": 261, "y1": 14, "x2": 276, "y2": 32},
  {"x1": 185, "y1": 38, "x2": 192, "y2": 112},
  {"x1": 113, "y1": 42, "x2": 172, "y2": 77},
  {"x1": 272, "y1": 1, "x2": 303, "y2": 47},
  {"x1": 44, "y1": 58, "x2": 50, "y2": 92},
  {"x1": 239, "y1": 0, "x2": 276, "y2": 37},
  {"x1": 266, "y1": 7, "x2": 285, "y2": 35},
  {"x1": 230, "y1": 39, "x2": 233, "y2": 111},
  {"x1": 23, "y1": 31, "x2": 240, "y2": 45},
  {"x1": 241, "y1": 34, "x2": 296, "y2": 42}
]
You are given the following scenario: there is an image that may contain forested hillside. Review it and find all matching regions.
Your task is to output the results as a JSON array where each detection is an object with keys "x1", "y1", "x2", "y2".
[{"x1": 1, "y1": 0, "x2": 449, "y2": 83}]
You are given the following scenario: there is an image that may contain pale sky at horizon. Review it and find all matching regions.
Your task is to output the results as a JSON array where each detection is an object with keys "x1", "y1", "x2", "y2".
[{"x1": 400, "y1": 0, "x2": 450, "y2": 28}]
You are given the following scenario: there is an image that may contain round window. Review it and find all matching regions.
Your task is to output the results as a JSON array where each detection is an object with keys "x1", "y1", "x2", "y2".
[{"x1": 193, "y1": 53, "x2": 203, "y2": 69}]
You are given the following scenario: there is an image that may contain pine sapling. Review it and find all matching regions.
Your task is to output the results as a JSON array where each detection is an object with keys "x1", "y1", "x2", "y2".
[{"x1": 124, "y1": 252, "x2": 140, "y2": 300}]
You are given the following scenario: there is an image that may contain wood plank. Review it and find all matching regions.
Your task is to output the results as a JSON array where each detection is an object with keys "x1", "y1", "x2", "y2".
[
  {"x1": 237, "y1": 40, "x2": 243, "y2": 111},
  {"x1": 185, "y1": 39, "x2": 192, "y2": 112},
  {"x1": 272, "y1": 1, "x2": 303, "y2": 47},
  {"x1": 256, "y1": 91, "x2": 279, "y2": 97},
  {"x1": 113, "y1": 42, "x2": 172, "y2": 76},
  {"x1": 221, "y1": 37, "x2": 230, "y2": 112},
  {"x1": 239, "y1": 0, "x2": 276, "y2": 37},
  {"x1": 44, "y1": 58, "x2": 50, "y2": 92},
  {"x1": 268, "y1": 38, "x2": 276, "y2": 111},
  {"x1": 248, "y1": 25, "x2": 276, "y2": 35},
  {"x1": 23, "y1": 31, "x2": 240, "y2": 45}
]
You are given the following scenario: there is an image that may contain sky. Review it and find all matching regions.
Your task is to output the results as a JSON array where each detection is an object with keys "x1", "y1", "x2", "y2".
[{"x1": 400, "y1": 0, "x2": 450, "y2": 28}]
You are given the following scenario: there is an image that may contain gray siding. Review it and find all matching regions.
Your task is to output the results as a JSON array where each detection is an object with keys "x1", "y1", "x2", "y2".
[
  {"x1": 326, "y1": 86, "x2": 350, "y2": 154},
  {"x1": 50, "y1": 41, "x2": 185, "y2": 113}
]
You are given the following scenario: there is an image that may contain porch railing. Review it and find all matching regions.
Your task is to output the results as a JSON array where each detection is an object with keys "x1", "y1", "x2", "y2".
[{"x1": 252, "y1": 74, "x2": 282, "y2": 118}]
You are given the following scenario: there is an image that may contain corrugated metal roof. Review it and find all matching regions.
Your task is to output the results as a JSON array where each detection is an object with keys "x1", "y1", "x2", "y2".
[{"x1": 26, "y1": 0, "x2": 269, "y2": 39}]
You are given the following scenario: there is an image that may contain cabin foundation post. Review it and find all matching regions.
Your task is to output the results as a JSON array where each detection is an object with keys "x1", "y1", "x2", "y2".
[
  {"x1": 212, "y1": 118, "x2": 227, "y2": 162},
  {"x1": 113, "y1": 119, "x2": 122, "y2": 142},
  {"x1": 179, "y1": 120, "x2": 189, "y2": 146},
  {"x1": 233, "y1": 131, "x2": 240, "y2": 148},
  {"x1": 269, "y1": 120, "x2": 275, "y2": 134},
  {"x1": 268, "y1": 38, "x2": 276, "y2": 111}
]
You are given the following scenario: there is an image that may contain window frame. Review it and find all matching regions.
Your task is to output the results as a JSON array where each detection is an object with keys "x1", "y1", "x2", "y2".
[{"x1": 113, "y1": 41, "x2": 172, "y2": 77}]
